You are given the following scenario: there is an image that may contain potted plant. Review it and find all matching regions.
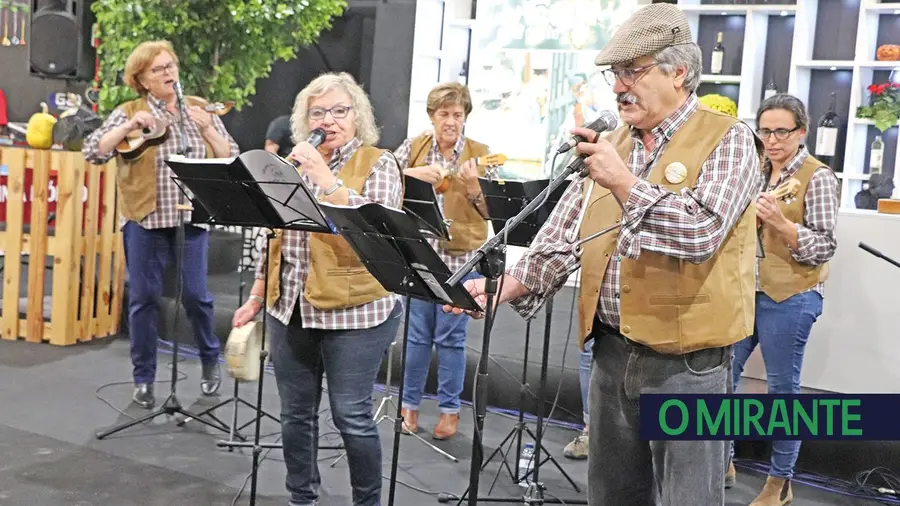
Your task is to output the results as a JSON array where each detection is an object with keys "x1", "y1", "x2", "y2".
[{"x1": 856, "y1": 82, "x2": 900, "y2": 133}]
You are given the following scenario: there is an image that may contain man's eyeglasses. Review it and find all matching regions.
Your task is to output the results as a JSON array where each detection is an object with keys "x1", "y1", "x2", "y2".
[
  {"x1": 601, "y1": 63, "x2": 659, "y2": 87},
  {"x1": 756, "y1": 127, "x2": 800, "y2": 140},
  {"x1": 308, "y1": 105, "x2": 352, "y2": 121},
  {"x1": 149, "y1": 62, "x2": 177, "y2": 77}
]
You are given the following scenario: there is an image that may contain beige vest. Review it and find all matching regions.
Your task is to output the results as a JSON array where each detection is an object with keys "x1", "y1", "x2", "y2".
[
  {"x1": 117, "y1": 96, "x2": 214, "y2": 222},
  {"x1": 758, "y1": 154, "x2": 832, "y2": 302},
  {"x1": 577, "y1": 106, "x2": 760, "y2": 354},
  {"x1": 265, "y1": 146, "x2": 391, "y2": 310},
  {"x1": 409, "y1": 135, "x2": 489, "y2": 254}
]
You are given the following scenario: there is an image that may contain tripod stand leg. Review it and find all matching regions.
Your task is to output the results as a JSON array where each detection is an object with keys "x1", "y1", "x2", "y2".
[{"x1": 96, "y1": 406, "x2": 167, "y2": 439}]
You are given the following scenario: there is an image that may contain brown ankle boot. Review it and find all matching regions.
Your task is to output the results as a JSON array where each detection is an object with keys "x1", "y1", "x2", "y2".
[
  {"x1": 749, "y1": 476, "x2": 792, "y2": 506},
  {"x1": 724, "y1": 461, "x2": 736, "y2": 488},
  {"x1": 433, "y1": 413, "x2": 459, "y2": 440},
  {"x1": 400, "y1": 408, "x2": 418, "y2": 435}
]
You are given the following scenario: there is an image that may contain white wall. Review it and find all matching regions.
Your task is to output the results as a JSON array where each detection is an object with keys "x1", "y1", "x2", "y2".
[{"x1": 742, "y1": 209, "x2": 900, "y2": 393}]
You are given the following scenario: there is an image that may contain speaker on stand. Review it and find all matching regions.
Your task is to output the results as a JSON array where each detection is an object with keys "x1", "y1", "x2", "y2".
[{"x1": 28, "y1": 0, "x2": 95, "y2": 81}]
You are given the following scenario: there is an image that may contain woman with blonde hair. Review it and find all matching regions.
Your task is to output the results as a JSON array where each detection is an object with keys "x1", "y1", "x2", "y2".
[
  {"x1": 83, "y1": 40, "x2": 239, "y2": 409},
  {"x1": 232, "y1": 72, "x2": 403, "y2": 506}
]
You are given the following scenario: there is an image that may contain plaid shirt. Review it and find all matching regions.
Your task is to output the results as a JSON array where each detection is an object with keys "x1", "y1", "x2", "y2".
[
  {"x1": 255, "y1": 138, "x2": 403, "y2": 329},
  {"x1": 83, "y1": 94, "x2": 240, "y2": 230},
  {"x1": 393, "y1": 134, "x2": 486, "y2": 273},
  {"x1": 508, "y1": 94, "x2": 761, "y2": 328},
  {"x1": 758, "y1": 145, "x2": 838, "y2": 297}
]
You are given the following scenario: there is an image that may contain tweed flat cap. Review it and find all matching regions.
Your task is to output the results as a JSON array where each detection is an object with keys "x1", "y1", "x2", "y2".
[{"x1": 595, "y1": 4, "x2": 693, "y2": 66}]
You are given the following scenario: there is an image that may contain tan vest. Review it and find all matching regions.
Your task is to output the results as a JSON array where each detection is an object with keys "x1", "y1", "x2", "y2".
[
  {"x1": 409, "y1": 135, "x2": 490, "y2": 254},
  {"x1": 758, "y1": 154, "x2": 832, "y2": 302},
  {"x1": 265, "y1": 146, "x2": 391, "y2": 310},
  {"x1": 577, "y1": 106, "x2": 760, "y2": 354},
  {"x1": 117, "y1": 96, "x2": 214, "y2": 222}
]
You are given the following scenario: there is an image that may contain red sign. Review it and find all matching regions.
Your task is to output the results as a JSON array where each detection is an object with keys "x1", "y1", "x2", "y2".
[{"x1": 0, "y1": 168, "x2": 106, "y2": 229}]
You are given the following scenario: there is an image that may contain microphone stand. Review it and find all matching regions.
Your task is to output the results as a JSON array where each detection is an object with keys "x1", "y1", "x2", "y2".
[
  {"x1": 448, "y1": 158, "x2": 594, "y2": 506},
  {"x1": 859, "y1": 242, "x2": 900, "y2": 269}
]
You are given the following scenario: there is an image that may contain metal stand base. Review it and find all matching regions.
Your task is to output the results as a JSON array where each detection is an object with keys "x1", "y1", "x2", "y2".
[
  {"x1": 96, "y1": 390, "x2": 231, "y2": 439},
  {"x1": 330, "y1": 340, "x2": 457, "y2": 468},
  {"x1": 178, "y1": 378, "x2": 280, "y2": 444}
]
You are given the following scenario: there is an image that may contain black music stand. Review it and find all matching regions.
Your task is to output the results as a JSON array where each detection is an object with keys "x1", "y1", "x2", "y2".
[
  {"x1": 442, "y1": 165, "x2": 608, "y2": 506},
  {"x1": 440, "y1": 177, "x2": 583, "y2": 504},
  {"x1": 163, "y1": 149, "x2": 334, "y2": 506},
  {"x1": 319, "y1": 202, "x2": 481, "y2": 506},
  {"x1": 402, "y1": 175, "x2": 452, "y2": 240}
]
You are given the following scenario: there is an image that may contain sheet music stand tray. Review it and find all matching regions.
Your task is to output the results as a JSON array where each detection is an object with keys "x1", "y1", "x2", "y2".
[
  {"x1": 166, "y1": 150, "x2": 332, "y2": 506},
  {"x1": 479, "y1": 177, "x2": 571, "y2": 247},
  {"x1": 402, "y1": 175, "x2": 452, "y2": 240},
  {"x1": 319, "y1": 202, "x2": 481, "y2": 506}
]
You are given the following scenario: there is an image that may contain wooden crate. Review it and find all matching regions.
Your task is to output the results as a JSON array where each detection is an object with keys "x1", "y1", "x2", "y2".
[{"x1": 0, "y1": 146, "x2": 125, "y2": 345}]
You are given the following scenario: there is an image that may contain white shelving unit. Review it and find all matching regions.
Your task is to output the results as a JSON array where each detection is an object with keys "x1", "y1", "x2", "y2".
[{"x1": 679, "y1": 0, "x2": 900, "y2": 209}]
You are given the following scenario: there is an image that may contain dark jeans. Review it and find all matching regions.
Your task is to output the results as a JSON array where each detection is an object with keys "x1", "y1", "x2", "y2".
[
  {"x1": 731, "y1": 291, "x2": 823, "y2": 479},
  {"x1": 123, "y1": 222, "x2": 219, "y2": 384},
  {"x1": 269, "y1": 301, "x2": 402, "y2": 506},
  {"x1": 588, "y1": 322, "x2": 731, "y2": 506}
]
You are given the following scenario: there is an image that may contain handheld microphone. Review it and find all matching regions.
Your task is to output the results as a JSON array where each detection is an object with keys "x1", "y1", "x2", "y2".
[
  {"x1": 173, "y1": 81, "x2": 185, "y2": 106},
  {"x1": 557, "y1": 110, "x2": 618, "y2": 154},
  {"x1": 288, "y1": 128, "x2": 327, "y2": 168},
  {"x1": 560, "y1": 112, "x2": 619, "y2": 178}
]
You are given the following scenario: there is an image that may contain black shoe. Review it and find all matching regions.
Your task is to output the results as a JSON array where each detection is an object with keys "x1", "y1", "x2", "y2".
[
  {"x1": 133, "y1": 383, "x2": 155, "y2": 409},
  {"x1": 201, "y1": 362, "x2": 221, "y2": 396}
]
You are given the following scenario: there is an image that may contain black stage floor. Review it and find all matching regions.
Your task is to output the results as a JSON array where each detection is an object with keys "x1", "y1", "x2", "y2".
[{"x1": 0, "y1": 337, "x2": 889, "y2": 506}]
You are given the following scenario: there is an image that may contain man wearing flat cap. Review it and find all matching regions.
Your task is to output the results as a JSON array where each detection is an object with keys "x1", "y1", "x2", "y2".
[{"x1": 445, "y1": 4, "x2": 763, "y2": 505}]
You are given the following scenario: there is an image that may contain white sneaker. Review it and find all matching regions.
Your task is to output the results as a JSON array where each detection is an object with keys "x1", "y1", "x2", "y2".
[{"x1": 563, "y1": 432, "x2": 588, "y2": 460}]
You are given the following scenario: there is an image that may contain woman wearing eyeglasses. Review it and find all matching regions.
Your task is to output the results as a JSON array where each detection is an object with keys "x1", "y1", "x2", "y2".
[
  {"x1": 231, "y1": 72, "x2": 403, "y2": 506},
  {"x1": 727, "y1": 93, "x2": 838, "y2": 506},
  {"x1": 83, "y1": 40, "x2": 239, "y2": 410}
]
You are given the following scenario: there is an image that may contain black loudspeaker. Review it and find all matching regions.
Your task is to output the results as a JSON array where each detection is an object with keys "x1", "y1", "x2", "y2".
[{"x1": 28, "y1": 0, "x2": 96, "y2": 80}]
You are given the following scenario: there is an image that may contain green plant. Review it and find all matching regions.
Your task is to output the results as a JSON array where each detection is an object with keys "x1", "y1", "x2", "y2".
[
  {"x1": 92, "y1": 0, "x2": 347, "y2": 114},
  {"x1": 856, "y1": 83, "x2": 900, "y2": 133}
]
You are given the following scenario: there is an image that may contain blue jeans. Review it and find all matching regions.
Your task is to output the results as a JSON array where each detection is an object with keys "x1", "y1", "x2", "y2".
[
  {"x1": 402, "y1": 271, "x2": 479, "y2": 414},
  {"x1": 269, "y1": 301, "x2": 402, "y2": 506},
  {"x1": 123, "y1": 222, "x2": 219, "y2": 384},
  {"x1": 730, "y1": 291, "x2": 823, "y2": 480},
  {"x1": 580, "y1": 339, "x2": 593, "y2": 426}
]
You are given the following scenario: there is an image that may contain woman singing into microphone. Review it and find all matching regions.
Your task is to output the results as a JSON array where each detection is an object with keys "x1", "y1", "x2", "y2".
[
  {"x1": 232, "y1": 72, "x2": 403, "y2": 506},
  {"x1": 83, "y1": 40, "x2": 239, "y2": 409}
]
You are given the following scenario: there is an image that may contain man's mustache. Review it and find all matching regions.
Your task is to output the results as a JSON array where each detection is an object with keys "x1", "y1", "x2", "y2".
[{"x1": 617, "y1": 93, "x2": 638, "y2": 105}]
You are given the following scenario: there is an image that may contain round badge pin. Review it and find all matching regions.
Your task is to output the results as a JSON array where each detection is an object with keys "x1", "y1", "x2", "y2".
[{"x1": 664, "y1": 162, "x2": 688, "y2": 184}]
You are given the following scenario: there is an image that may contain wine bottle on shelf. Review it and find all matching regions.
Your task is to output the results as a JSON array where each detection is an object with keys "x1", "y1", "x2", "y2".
[
  {"x1": 711, "y1": 32, "x2": 725, "y2": 75},
  {"x1": 815, "y1": 92, "x2": 840, "y2": 162},
  {"x1": 870, "y1": 135, "x2": 884, "y2": 175},
  {"x1": 458, "y1": 61, "x2": 468, "y2": 85},
  {"x1": 764, "y1": 75, "x2": 778, "y2": 100}
]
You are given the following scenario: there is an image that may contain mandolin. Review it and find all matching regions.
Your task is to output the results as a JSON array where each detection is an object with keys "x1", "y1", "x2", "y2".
[
  {"x1": 116, "y1": 101, "x2": 234, "y2": 161},
  {"x1": 435, "y1": 153, "x2": 508, "y2": 194}
]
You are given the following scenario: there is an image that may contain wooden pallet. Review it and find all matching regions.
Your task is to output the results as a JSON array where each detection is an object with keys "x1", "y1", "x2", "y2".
[{"x1": 0, "y1": 146, "x2": 125, "y2": 345}]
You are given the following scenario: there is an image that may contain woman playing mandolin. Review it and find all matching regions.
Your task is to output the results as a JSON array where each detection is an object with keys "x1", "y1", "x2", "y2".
[
  {"x1": 727, "y1": 93, "x2": 839, "y2": 506},
  {"x1": 392, "y1": 82, "x2": 492, "y2": 440},
  {"x1": 83, "y1": 40, "x2": 239, "y2": 410}
]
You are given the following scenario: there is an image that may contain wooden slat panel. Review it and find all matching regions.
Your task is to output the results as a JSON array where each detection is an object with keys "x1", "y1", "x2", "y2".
[
  {"x1": 79, "y1": 163, "x2": 101, "y2": 342},
  {"x1": 96, "y1": 162, "x2": 117, "y2": 336},
  {"x1": 17, "y1": 320, "x2": 53, "y2": 340},
  {"x1": 49, "y1": 152, "x2": 79, "y2": 346},
  {"x1": 26, "y1": 149, "x2": 50, "y2": 343},
  {"x1": 1, "y1": 148, "x2": 26, "y2": 341},
  {"x1": 109, "y1": 164, "x2": 125, "y2": 336}
]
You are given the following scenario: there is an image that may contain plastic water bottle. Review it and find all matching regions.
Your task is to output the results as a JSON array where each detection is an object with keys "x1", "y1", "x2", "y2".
[{"x1": 518, "y1": 443, "x2": 534, "y2": 487}]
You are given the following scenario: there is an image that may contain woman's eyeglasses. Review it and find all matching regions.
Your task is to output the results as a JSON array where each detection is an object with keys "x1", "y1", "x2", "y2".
[
  {"x1": 756, "y1": 127, "x2": 800, "y2": 140},
  {"x1": 308, "y1": 105, "x2": 352, "y2": 121},
  {"x1": 149, "y1": 62, "x2": 178, "y2": 77}
]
